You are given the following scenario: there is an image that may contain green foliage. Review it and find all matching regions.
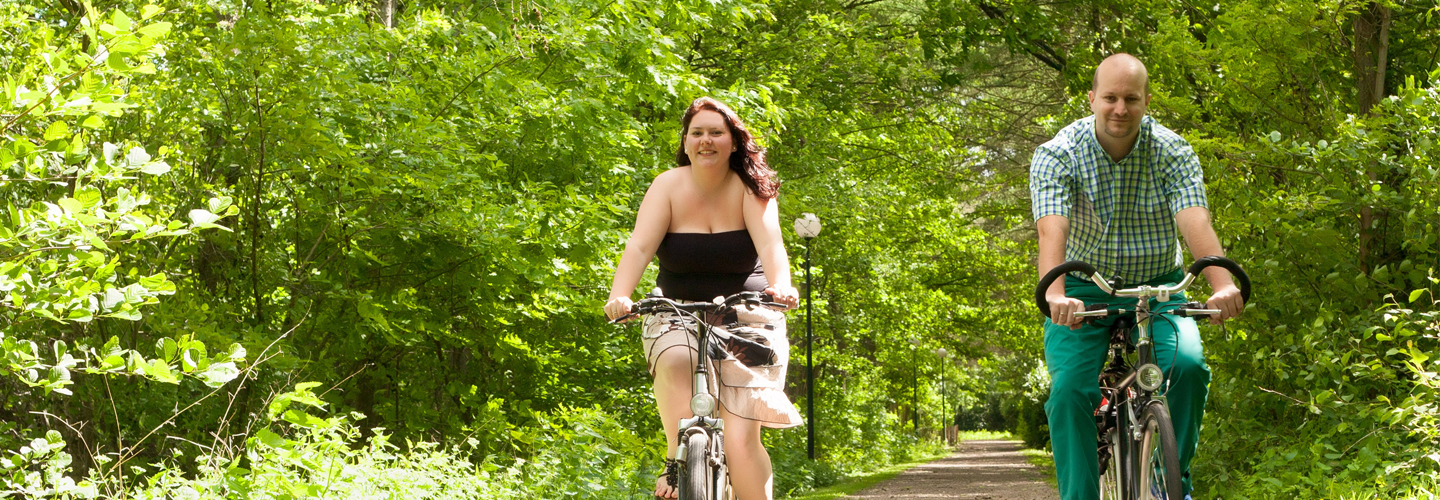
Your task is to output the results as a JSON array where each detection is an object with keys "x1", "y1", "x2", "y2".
[{"x1": 1, "y1": 0, "x2": 1436, "y2": 497}]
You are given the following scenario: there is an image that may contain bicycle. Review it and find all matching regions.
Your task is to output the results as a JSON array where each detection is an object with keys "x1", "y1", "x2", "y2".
[
  {"x1": 1034, "y1": 256, "x2": 1251, "y2": 500},
  {"x1": 611, "y1": 290, "x2": 787, "y2": 500}
]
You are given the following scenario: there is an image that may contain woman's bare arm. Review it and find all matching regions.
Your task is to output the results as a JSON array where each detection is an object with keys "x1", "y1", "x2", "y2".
[
  {"x1": 605, "y1": 172, "x2": 674, "y2": 318},
  {"x1": 744, "y1": 192, "x2": 799, "y2": 308}
]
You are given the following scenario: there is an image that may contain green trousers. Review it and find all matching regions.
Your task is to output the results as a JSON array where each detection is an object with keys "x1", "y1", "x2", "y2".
[{"x1": 1043, "y1": 269, "x2": 1210, "y2": 500}]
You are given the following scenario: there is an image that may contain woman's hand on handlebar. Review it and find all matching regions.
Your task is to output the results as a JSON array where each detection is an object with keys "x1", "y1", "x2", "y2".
[
  {"x1": 1047, "y1": 292, "x2": 1087, "y2": 329},
  {"x1": 604, "y1": 296, "x2": 635, "y2": 322},
  {"x1": 765, "y1": 285, "x2": 800, "y2": 310},
  {"x1": 1206, "y1": 283, "x2": 1244, "y2": 325}
]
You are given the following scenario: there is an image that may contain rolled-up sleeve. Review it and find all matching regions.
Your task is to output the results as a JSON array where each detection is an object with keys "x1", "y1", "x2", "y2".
[
  {"x1": 1164, "y1": 145, "x2": 1207, "y2": 215},
  {"x1": 1030, "y1": 146, "x2": 1071, "y2": 221}
]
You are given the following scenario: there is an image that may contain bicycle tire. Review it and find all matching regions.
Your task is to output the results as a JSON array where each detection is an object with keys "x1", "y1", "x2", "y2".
[
  {"x1": 678, "y1": 432, "x2": 713, "y2": 500},
  {"x1": 1137, "y1": 402, "x2": 1183, "y2": 500},
  {"x1": 1099, "y1": 427, "x2": 1125, "y2": 500},
  {"x1": 713, "y1": 430, "x2": 731, "y2": 500}
]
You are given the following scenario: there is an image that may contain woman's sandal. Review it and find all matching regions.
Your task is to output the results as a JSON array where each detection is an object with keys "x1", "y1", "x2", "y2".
[{"x1": 655, "y1": 458, "x2": 679, "y2": 498}]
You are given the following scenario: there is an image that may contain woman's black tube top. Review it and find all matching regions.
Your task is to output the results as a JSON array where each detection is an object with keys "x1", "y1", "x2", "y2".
[{"x1": 655, "y1": 229, "x2": 768, "y2": 301}]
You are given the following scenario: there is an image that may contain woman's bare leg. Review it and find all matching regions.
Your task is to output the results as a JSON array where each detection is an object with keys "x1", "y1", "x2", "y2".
[
  {"x1": 720, "y1": 405, "x2": 772, "y2": 500},
  {"x1": 652, "y1": 347, "x2": 696, "y2": 498}
]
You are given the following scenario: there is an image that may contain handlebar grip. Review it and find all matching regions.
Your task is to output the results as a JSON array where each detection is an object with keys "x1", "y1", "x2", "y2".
[
  {"x1": 1186, "y1": 256, "x2": 1252, "y2": 303},
  {"x1": 1035, "y1": 261, "x2": 1099, "y2": 319}
]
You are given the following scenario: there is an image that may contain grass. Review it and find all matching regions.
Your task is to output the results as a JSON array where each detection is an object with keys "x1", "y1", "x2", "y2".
[
  {"x1": 955, "y1": 430, "x2": 1016, "y2": 441},
  {"x1": 1020, "y1": 448, "x2": 1058, "y2": 487}
]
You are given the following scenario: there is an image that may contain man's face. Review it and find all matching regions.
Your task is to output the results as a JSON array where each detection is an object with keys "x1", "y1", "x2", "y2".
[{"x1": 1087, "y1": 68, "x2": 1150, "y2": 142}]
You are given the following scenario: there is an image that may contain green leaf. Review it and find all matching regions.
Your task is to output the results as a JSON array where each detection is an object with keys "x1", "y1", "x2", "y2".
[
  {"x1": 74, "y1": 187, "x2": 102, "y2": 209},
  {"x1": 112, "y1": 10, "x2": 132, "y2": 32},
  {"x1": 227, "y1": 343, "x2": 247, "y2": 361},
  {"x1": 181, "y1": 349, "x2": 197, "y2": 372},
  {"x1": 58, "y1": 198, "x2": 83, "y2": 215},
  {"x1": 282, "y1": 409, "x2": 326, "y2": 429},
  {"x1": 139, "y1": 161, "x2": 170, "y2": 175},
  {"x1": 137, "y1": 22, "x2": 171, "y2": 40},
  {"x1": 44, "y1": 122, "x2": 70, "y2": 141},
  {"x1": 138, "y1": 273, "x2": 171, "y2": 291},
  {"x1": 140, "y1": 4, "x2": 163, "y2": 19},
  {"x1": 65, "y1": 308, "x2": 93, "y2": 323},
  {"x1": 199, "y1": 362, "x2": 239, "y2": 388},
  {"x1": 145, "y1": 359, "x2": 179, "y2": 384},
  {"x1": 188, "y1": 209, "x2": 220, "y2": 226},
  {"x1": 125, "y1": 147, "x2": 150, "y2": 167},
  {"x1": 157, "y1": 337, "x2": 178, "y2": 361},
  {"x1": 106, "y1": 52, "x2": 131, "y2": 72},
  {"x1": 255, "y1": 428, "x2": 286, "y2": 449},
  {"x1": 1410, "y1": 289, "x2": 1426, "y2": 303},
  {"x1": 207, "y1": 196, "x2": 234, "y2": 213},
  {"x1": 106, "y1": 306, "x2": 142, "y2": 321}
]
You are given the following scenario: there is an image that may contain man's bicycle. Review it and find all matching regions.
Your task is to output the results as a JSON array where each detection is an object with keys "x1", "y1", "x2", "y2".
[
  {"x1": 611, "y1": 290, "x2": 786, "y2": 500},
  {"x1": 1035, "y1": 256, "x2": 1251, "y2": 500}
]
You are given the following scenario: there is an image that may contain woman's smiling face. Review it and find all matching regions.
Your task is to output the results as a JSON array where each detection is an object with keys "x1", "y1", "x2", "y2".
[{"x1": 684, "y1": 110, "x2": 735, "y2": 168}]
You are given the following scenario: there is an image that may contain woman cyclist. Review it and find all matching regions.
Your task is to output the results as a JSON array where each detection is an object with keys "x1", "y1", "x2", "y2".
[{"x1": 604, "y1": 97, "x2": 802, "y2": 500}]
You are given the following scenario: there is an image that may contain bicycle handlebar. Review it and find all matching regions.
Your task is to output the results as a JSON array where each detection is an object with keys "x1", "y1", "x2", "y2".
[
  {"x1": 608, "y1": 291, "x2": 786, "y2": 324},
  {"x1": 1187, "y1": 255, "x2": 1253, "y2": 303},
  {"x1": 1034, "y1": 256, "x2": 1252, "y2": 319}
]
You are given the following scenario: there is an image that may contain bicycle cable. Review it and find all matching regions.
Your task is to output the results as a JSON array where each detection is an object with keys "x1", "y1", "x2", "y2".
[{"x1": 1152, "y1": 310, "x2": 1184, "y2": 396}]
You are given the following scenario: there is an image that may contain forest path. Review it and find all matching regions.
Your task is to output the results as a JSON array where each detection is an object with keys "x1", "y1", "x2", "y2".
[{"x1": 841, "y1": 440, "x2": 1059, "y2": 500}]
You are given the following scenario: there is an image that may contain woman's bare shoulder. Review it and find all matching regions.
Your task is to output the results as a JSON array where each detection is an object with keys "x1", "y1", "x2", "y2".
[{"x1": 649, "y1": 167, "x2": 691, "y2": 192}]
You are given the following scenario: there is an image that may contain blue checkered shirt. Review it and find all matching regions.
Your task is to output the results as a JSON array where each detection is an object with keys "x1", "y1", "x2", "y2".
[{"x1": 1030, "y1": 116, "x2": 1208, "y2": 283}]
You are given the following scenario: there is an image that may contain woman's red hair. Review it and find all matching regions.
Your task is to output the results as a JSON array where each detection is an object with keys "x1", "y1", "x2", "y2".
[{"x1": 675, "y1": 97, "x2": 780, "y2": 199}]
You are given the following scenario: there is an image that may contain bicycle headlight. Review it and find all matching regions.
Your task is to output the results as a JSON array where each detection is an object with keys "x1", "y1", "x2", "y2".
[
  {"x1": 690, "y1": 393, "x2": 717, "y2": 416},
  {"x1": 1136, "y1": 364, "x2": 1164, "y2": 392}
]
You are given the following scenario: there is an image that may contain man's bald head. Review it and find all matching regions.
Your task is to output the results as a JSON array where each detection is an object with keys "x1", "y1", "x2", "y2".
[
  {"x1": 1092, "y1": 53, "x2": 1149, "y2": 93},
  {"x1": 1087, "y1": 53, "x2": 1152, "y2": 149}
]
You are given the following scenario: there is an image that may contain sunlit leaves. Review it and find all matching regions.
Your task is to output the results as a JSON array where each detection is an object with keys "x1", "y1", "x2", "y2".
[{"x1": 0, "y1": 4, "x2": 243, "y2": 395}]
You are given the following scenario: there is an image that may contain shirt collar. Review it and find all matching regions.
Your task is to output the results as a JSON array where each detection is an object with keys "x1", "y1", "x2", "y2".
[{"x1": 1086, "y1": 115, "x2": 1152, "y2": 162}]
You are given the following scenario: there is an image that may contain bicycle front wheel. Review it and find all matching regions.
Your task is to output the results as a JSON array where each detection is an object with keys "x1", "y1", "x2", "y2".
[
  {"x1": 679, "y1": 432, "x2": 714, "y2": 500},
  {"x1": 1099, "y1": 427, "x2": 1125, "y2": 500},
  {"x1": 1137, "y1": 402, "x2": 1183, "y2": 500}
]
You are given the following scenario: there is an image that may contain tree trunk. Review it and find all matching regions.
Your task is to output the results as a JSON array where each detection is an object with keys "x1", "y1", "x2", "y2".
[
  {"x1": 377, "y1": 0, "x2": 396, "y2": 29},
  {"x1": 1353, "y1": 1, "x2": 1391, "y2": 272}
]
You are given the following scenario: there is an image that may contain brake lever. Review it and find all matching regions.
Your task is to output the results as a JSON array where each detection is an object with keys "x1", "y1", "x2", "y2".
[
  {"x1": 1171, "y1": 301, "x2": 1219, "y2": 318},
  {"x1": 608, "y1": 313, "x2": 639, "y2": 324}
]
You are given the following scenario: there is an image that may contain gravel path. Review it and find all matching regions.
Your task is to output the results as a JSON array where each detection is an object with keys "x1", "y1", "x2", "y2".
[{"x1": 842, "y1": 440, "x2": 1059, "y2": 500}]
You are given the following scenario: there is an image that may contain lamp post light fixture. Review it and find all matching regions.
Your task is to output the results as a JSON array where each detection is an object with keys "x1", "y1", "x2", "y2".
[{"x1": 794, "y1": 213, "x2": 821, "y2": 460}]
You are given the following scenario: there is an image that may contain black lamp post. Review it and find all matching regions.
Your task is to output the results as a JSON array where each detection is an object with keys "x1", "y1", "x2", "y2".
[
  {"x1": 936, "y1": 347, "x2": 949, "y2": 443},
  {"x1": 909, "y1": 337, "x2": 920, "y2": 435},
  {"x1": 794, "y1": 213, "x2": 821, "y2": 460}
]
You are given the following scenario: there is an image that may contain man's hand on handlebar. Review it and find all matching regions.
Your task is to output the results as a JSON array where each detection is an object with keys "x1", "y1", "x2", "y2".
[
  {"x1": 765, "y1": 285, "x2": 800, "y2": 310},
  {"x1": 1205, "y1": 283, "x2": 1244, "y2": 325},
  {"x1": 604, "y1": 296, "x2": 635, "y2": 322},
  {"x1": 1046, "y1": 292, "x2": 1087, "y2": 329}
]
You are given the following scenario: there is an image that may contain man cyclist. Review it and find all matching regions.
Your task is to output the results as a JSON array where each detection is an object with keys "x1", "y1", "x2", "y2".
[{"x1": 1029, "y1": 53, "x2": 1245, "y2": 500}]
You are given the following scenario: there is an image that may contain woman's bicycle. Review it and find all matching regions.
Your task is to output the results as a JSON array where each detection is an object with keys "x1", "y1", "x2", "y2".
[
  {"x1": 611, "y1": 290, "x2": 786, "y2": 500},
  {"x1": 1034, "y1": 256, "x2": 1251, "y2": 500}
]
